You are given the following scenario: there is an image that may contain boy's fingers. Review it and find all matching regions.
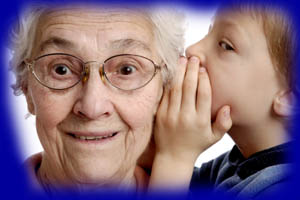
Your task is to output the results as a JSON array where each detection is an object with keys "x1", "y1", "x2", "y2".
[
  {"x1": 212, "y1": 105, "x2": 232, "y2": 139},
  {"x1": 181, "y1": 56, "x2": 200, "y2": 112},
  {"x1": 196, "y1": 66, "x2": 212, "y2": 116},
  {"x1": 168, "y1": 57, "x2": 187, "y2": 115}
]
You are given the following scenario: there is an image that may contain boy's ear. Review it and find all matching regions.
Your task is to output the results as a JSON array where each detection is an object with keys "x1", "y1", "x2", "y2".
[{"x1": 273, "y1": 90, "x2": 294, "y2": 117}]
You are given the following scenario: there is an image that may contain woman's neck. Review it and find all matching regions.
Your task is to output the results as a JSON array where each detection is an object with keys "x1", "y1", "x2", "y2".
[{"x1": 37, "y1": 155, "x2": 140, "y2": 194}]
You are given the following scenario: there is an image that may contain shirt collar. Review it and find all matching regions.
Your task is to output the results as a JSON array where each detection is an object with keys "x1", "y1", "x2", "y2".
[{"x1": 227, "y1": 142, "x2": 293, "y2": 179}]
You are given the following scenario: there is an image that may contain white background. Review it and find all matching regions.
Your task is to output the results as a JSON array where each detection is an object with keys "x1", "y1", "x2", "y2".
[{"x1": 7, "y1": 9, "x2": 234, "y2": 167}]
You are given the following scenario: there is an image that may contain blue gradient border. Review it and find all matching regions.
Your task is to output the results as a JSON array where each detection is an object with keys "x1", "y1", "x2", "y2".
[{"x1": 1, "y1": 0, "x2": 299, "y2": 199}]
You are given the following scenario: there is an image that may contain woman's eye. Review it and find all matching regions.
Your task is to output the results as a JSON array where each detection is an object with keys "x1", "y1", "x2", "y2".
[
  {"x1": 219, "y1": 41, "x2": 235, "y2": 51},
  {"x1": 54, "y1": 64, "x2": 72, "y2": 75},
  {"x1": 118, "y1": 65, "x2": 137, "y2": 75}
]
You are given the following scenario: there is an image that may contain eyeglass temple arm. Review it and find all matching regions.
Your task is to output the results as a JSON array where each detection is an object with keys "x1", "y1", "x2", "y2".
[{"x1": 23, "y1": 59, "x2": 34, "y2": 71}]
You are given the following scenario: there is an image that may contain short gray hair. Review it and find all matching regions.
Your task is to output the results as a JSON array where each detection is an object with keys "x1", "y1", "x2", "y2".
[{"x1": 9, "y1": 4, "x2": 186, "y2": 95}]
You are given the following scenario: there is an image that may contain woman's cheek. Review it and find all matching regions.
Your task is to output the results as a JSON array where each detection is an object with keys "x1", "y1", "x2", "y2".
[
  {"x1": 118, "y1": 78, "x2": 162, "y2": 129},
  {"x1": 32, "y1": 91, "x2": 75, "y2": 128},
  {"x1": 121, "y1": 95, "x2": 157, "y2": 129}
]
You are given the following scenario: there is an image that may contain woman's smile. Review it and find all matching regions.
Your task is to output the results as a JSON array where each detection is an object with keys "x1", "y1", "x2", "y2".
[{"x1": 67, "y1": 131, "x2": 120, "y2": 143}]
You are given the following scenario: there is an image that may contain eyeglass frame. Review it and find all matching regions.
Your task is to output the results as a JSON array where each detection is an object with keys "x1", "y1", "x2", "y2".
[{"x1": 24, "y1": 53, "x2": 162, "y2": 91}]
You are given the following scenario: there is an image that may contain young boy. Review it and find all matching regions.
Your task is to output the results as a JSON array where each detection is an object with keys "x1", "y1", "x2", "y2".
[{"x1": 148, "y1": 3, "x2": 296, "y2": 199}]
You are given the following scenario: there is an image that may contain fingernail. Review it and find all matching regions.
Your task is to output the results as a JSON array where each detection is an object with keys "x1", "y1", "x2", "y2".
[
  {"x1": 199, "y1": 67, "x2": 206, "y2": 73},
  {"x1": 190, "y1": 56, "x2": 199, "y2": 63},
  {"x1": 179, "y1": 57, "x2": 187, "y2": 64},
  {"x1": 224, "y1": 106, "x2": 230, "y2": 118}
]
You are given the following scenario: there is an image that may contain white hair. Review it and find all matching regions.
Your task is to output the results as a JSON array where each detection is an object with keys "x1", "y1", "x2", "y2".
[{"x1": 9, "y1": 3, "x2": 186, "y2": 95}]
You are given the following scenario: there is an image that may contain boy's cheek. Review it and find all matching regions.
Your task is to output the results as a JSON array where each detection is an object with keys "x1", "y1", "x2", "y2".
[
  {"x1": 209, "y1": 75, "x2": 231, "y2": 119},
  {"x1": 211, "y1": 90, "x2": 235, "y2": 121},
  {"x1": 211, "y1": 97, "x2": 226, "y2": 121}
]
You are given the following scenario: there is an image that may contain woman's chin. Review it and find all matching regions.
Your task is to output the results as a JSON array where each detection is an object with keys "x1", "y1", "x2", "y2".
[{"x1": 66, "y1": 158, "x2": 131, "y2": 187}]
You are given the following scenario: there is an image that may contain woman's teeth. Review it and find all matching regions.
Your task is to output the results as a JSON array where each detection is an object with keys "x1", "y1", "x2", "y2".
[{"x1": 72, "y1": 133, "x2": 117, "y2": 140}]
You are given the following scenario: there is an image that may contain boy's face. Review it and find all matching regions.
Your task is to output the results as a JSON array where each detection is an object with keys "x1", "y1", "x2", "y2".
[{"x1": 186, "y1": 11, "x2": 284, "y2": 126}]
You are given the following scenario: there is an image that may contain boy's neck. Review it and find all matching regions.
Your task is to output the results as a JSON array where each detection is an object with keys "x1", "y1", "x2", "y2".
[{"x1": 228, "y1": 118, "x2": 290, "y2": 159}]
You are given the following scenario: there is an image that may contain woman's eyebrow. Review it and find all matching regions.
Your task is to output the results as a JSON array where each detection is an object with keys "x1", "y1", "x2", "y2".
[
  {"x1": 109, "y1": 39, "x2": 151, "y2": 53},
  {"x1": 39, "y1": 36, "x2": 76, "y2": 52}
]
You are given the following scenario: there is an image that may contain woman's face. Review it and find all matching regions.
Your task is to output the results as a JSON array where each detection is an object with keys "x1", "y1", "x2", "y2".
[{"x1": 24, "y1": 8, "x2": 163, "y2": 185}]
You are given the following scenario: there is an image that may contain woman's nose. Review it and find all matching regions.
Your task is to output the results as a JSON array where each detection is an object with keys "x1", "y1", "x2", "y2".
[{"x1": 73, "y1": 67, "x2": 114, "y2": 120}]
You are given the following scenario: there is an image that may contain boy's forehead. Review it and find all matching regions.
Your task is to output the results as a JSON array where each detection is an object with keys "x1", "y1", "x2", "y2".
[
  {"x1": 212, "y1": 10, "x2": 263, "y2": 31},
  {"x1": 214, "y1": 7, "x2": 264, "y2": 25}
]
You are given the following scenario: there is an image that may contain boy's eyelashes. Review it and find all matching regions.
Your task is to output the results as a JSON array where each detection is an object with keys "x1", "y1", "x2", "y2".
[{"x1": 219, "y1": 41, "x2": 235, "y2": 51}]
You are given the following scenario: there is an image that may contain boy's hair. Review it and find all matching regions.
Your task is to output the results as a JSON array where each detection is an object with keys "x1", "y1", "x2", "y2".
[{"x1": 218, "y1": 2, "x2": 298, "y2": 94}]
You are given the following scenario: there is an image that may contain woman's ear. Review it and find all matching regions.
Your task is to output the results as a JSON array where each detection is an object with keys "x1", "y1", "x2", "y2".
[
  {"x1": 153, "y1": 74, "x2": 165, "y2": 115},
  {"x1": 22, "y1": 83, "x2": 36, "y2": 115},
  {"x1": 273, "y1": 90, "x2": 294, "y2": 117}
]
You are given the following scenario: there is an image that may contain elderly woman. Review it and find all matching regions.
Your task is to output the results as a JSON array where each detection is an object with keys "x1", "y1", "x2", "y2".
[{"x1": 10, "y1": 4, "x2": 185, "y2": 194}]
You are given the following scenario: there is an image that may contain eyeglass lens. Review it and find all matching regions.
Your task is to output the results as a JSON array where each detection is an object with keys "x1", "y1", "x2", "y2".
[{"x1": 32, "y1": 54, "x2": 156, "y2": 90}]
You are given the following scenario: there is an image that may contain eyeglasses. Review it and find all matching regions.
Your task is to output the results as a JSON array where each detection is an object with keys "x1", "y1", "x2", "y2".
[{"x1": 25, "y1": 53, "x2": 161, "y2": 91}]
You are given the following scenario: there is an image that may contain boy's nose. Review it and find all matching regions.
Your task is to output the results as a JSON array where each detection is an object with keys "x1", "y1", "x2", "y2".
[
  {"x1": 73, "y1": 67, "x2": 114, "y2": 120},
  {"x1": 186, "y1": 40, "x2": 207, "y2": 66}
]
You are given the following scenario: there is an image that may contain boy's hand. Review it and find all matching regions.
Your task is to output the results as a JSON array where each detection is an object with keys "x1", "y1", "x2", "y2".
[
  {"x1": 148, "y1": 56, "x2": 232, "y2": 190},
  {"x1": 155, "y1": 56, "x2": 232, "y2": 163}
]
